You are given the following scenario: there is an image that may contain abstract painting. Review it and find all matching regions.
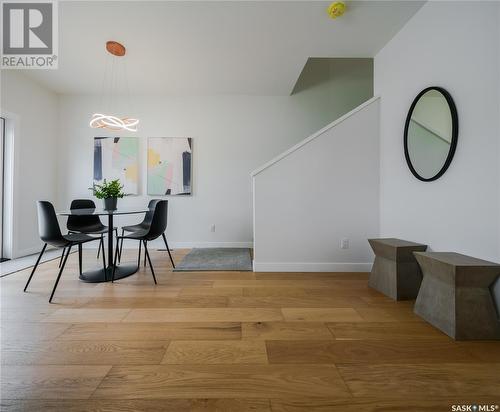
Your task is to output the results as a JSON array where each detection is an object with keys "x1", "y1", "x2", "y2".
[
  {"x1": 147, "y1": 137, "x2": 192, "y2": 195},
  {"x1": 93, "y1": 137, "x2": 139, "y2": 195}
]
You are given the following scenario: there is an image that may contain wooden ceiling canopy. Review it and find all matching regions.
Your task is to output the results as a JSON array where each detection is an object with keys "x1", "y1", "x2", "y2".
[{"x1": 106, "y1": 41, "x2": 126, "y2": 57}]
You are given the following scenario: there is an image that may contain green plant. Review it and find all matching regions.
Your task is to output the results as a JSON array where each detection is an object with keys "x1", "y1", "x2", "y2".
[{"x1": 90, "y1": 179, "x2": 126, "y2": 199}]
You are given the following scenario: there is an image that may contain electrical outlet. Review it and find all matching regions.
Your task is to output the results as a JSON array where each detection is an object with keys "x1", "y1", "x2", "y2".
[
  {"x1": 340, "y1": 238, "x2": 349, "y2": 249},
  {"x1": 210, "y1": 224, "x2": 216, "y2": 233}
]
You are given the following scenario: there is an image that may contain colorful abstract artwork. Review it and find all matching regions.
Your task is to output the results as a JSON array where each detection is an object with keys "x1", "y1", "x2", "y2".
[
  {"x1": 93, "y1": 137, "x2": 139, "y2": 195},
  {"x1": 147, "y1": 137, "x2": 192, "y2": 195}
]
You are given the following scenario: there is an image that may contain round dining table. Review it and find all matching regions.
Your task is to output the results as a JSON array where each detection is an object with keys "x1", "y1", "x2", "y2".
[{"x1": 58, "y1": 207, "x2": 148, "y2": 283}]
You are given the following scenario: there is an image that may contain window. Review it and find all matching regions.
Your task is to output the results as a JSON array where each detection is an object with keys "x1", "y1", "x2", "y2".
[{"x1": 0, "y1": 117, "x2": 6, "y2": 262}]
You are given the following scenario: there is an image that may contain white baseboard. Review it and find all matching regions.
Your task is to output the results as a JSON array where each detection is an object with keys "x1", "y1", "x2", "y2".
[
  {"x1": 13, "y1": 247, "x2": 39, "y2": 258},
  {"x1": 169, "y1": 241, "x2": 253, "y2": 249},
  {"x1": 14, "y1": 241, "x2": 253, "y2": 257},
  {"x1": 252, "y1": 261, "x2": 373, "y2": 272},
  {"x1": 13, "y1": 245, "x2": 57, "y2": 259},
  {"x1": 83, "y1": 240, "x2": 253, "y2": 249}
]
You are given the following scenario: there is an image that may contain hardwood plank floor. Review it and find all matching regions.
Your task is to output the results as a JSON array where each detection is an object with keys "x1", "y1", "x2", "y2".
[
  {"x1": 266, "y1": 340, "x2": 478, "y2": 364},
  {"x1": 0, "y1": 398, "x2": 272, "y2": 412},
  {"x1": 91, "y1": 364, "x2": 350, "y2": 399},
  {"x1": 0, "y1": 321, "x2": 71, "y2": 343},
  {"x1": 227, "y1": 295, "x2": 369, "y2": 308},
  {"x1": 1, "y1": 248, "x2": 499, "y2": 411},
  {"x1": 336, "y1": 363, "x2": 500, "y2": 397},
  {"x1": 327, "y1": 321, "x2": 449, "y2": 340},
  {"x1": 1, "y1": 365, "x2": 112, "y2": 399},
  {"x1": 58, "y1": 322, "x2": 242, "y2": 341},
  {"x1": 457, "y1": 341, "x2": 500, "y2": 361},
  {"x1": 82, "y1": 295, "x2": 229, "y2": 308},
  {"x1": 42, "y1": 308, "x2": 131, "y2": 323},
  {"x1": 179, "y1": 286, "x2": 243, "y2": 296},
  {"x1": 281, "y1": 307, "x2": 364, "y2": 322},
  {"x1": 1, "y1": 340, "x2": 170, "y2": 365},
  {"x1": 122, "y1": 307, "x2": 284, "y2": 322},
  {"x1": 242, "y1": 322, "x2": 334, "y2": 340},
  {"x1": 162, "y1": 340, "x2": 268, "y2": 364},
  {"x1": 269, "y1": 398, "x2": 500, "y2": 412}
]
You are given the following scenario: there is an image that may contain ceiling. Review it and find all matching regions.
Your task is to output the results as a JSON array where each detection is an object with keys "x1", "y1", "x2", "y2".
[{"x1": 20, "y1": 1, "x2": 424, "y2": 95}]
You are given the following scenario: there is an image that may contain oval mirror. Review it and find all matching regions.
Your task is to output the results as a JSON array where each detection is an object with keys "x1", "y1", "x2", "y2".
[{"x1": 404, "y1": 87, "x2": 458, "y2": 181}]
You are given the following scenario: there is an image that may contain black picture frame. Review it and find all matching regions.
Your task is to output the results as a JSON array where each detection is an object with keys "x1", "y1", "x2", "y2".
[{"x1": 403, "y1": 86, "x2": 459, "y2": 182}]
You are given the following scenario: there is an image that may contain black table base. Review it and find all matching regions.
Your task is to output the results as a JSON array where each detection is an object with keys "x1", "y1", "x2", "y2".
[
  {"x1": 58, "y1": 207, "x2": 149, "y2": 284},
  {"x1": 79, "y1": 264, "x2": 138, "y2": 283}
]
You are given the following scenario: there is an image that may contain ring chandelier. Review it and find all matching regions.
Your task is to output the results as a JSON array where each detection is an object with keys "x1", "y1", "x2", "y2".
[
  {"x1": 89, "y1": 41, "x2": 139, "y2": 132},
  {"x1": 90, "y1": 113, "x2": 139, "y2": 132}
]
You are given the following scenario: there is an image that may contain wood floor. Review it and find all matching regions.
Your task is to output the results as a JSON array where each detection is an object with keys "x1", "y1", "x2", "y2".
[{"x1": 1, "y1": 248, "x2": 499, "y2": 411}]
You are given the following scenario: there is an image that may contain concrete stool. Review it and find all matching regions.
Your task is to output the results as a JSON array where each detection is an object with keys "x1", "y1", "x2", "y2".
[
  {"x1": 368, "y1": 238, "x2": 427, "y2": 300},
  {"x1": 414, "y1": 252, "x2": 500, "y2": 340}
]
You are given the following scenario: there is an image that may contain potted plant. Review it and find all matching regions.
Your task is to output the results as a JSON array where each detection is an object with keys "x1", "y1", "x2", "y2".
[{"x1": 90, "y1": 179, "x2": 125, "y2": 211}]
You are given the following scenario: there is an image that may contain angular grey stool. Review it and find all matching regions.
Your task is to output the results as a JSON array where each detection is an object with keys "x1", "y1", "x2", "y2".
[
  {"x1": 413, "y1": 252, "x2": 500, "y2": 340},
  {"x1": 368, "y1": 238, "x2": 427, "y2": 300}
]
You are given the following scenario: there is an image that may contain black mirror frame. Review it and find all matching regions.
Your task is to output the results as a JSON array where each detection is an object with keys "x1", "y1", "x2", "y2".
[{"x1": 403, "y1": 86, "x2": 459, "y2": 182}]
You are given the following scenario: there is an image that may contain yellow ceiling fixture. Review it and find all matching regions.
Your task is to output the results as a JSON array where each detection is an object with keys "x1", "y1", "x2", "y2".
[{"x1": 327, "y1": 2, "x2": 346, "y2": 19}]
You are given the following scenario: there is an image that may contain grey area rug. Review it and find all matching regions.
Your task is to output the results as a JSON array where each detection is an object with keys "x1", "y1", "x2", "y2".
[{"x1": 174, "y1": 248, "x2": 253, "y2": 272}]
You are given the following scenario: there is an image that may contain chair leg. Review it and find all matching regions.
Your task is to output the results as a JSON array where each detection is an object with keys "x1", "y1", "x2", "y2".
[
  {"x1": 49, "y1": 245, "x2": 72, "y2": 303},
  {"x1": 111, "y1": 240, "x2": 120, "y2": 282},
  {"x1": 58, "y1": 247, "x2": 65, "y2": 268},
  {"x1": 137, "y1": 239, "x2": 142, "y2": 267},
  {"x1": 162, "y1": 233, "x2": 175, "y2": 268},
  {"x1": 113, "y1": 227, "x2": 122, "y2": 263},
  {"x1": 102, "y1": 235, "x2": 107, "y2": 261},
  {"x1": 118, "y1": 229, "x2": 125, "y2": 263},
  {"x1": 24, "y1": 243, "x2": 47, "y2": 292},
  {"x1": 144, "y1": 240, "x2": 157, "y2": 284},
  {"x1": 101, "y1": 237, "x2": 107, "y2": 280},
  {"x1": 97, "y1": 236, "x2": 102, "y2": 258},
  {"x1": 78, "y1": 243, "x2": 82, "y2": 277},
  {"x1": 144, "y1": 240, "x2": 147, "y2": 267}
]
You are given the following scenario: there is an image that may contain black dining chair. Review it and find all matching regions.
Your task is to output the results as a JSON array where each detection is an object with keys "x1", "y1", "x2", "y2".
[
  {"x1": 118, "y1": 199, "x2": 175, "y2": 268},
  {"x1": 24, "y1": 201, "x2": 105, "y2": 303},
  {"x1": 59, "y1": 199, "x2": 119, "y2": 267},
  {"x1": 112, "y1": 200, "x2": 169, "y2": 284}
]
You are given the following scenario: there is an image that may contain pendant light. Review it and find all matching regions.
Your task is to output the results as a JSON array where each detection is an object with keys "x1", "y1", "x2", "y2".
[{"x1": 89, "y1": 41, "x2": 139, "y2": 132}]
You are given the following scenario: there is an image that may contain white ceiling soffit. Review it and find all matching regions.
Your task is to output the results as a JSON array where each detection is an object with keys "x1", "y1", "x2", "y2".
[{"x1": 19, "y1": 1, "x2": 425, "y2": 95}]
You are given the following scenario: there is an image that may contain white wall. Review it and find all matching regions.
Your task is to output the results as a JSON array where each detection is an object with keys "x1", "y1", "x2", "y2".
[
  {"x1": 375, "y1": 2, "x2": 500, "y2": 262},
  {"x1": 57, "y1": 95, "x2": 301, "y2": 248},
  {"x1": 252, "y1": 98, "x2": 380, "y2": 271},
  {"x1": 57, "y1": 89, "x2": 371, "y2": 249},
  {"x1": 292, "y1": 58, "x2": 374, "y2": 131},
  {"x1": 0, "y1": 71, "x2": 59, "y2": 258}
]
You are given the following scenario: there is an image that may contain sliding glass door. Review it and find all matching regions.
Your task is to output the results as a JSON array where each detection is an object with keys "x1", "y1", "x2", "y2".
[{"x1": 0, "y1": 117, "x2": 5, "y2": 261}]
